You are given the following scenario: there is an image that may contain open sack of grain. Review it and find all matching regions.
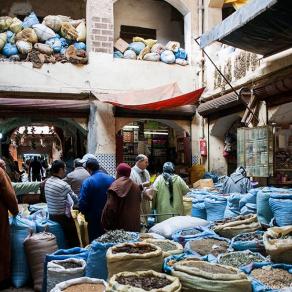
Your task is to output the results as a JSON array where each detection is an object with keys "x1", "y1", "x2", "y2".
[
  {"x1": 108, "y1": 270, "x2": 181, "y2": 292},
  {"x1": 144, "y1": 239, "x2": 183, "y2": 258}
]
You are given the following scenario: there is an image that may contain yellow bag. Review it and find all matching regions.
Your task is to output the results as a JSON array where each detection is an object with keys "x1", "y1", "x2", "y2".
[
  {"x1": 71, "y1": 210, "x2": 89, "y2": 248},
  {"x1": 183, "y1": 197, "x2": 192, "y2": 216},
  {"x1": 0, "y1": 16, "x2": 13, "y2": 32},
  {"x1": 0, "y1": 32, "x2": 7, "y2": 50},
  {"x1": 60, "y1": 22, "x2": 78, "y2": 40},
  {"x1": 133, "y1": 37, "x2": 157, "y2": 49},
  {"x1": 16, "y1": 28, "x2": 38, "y2": 44},
  {"x1": 107, "y1": 242, "x2": 163, "y2": 278},
  {"x1": 10, "y1": 17, "x2": 23, "y2": 34}
]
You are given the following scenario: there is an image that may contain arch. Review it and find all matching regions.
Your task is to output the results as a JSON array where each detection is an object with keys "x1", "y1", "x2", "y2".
[
  {"x1": 112, "y1": 0, "x2": 190, "y2": 16},
  {"x1": 210, "y1": 113, "x2": 242, "y2": 138}
]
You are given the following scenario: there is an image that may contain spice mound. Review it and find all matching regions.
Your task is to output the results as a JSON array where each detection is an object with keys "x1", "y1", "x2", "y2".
[
  {"x1": 182, "y1": 261, "x2": 237, "y2": 275},
  {"x1": 151, "y1": 241, "x2": 178, "y2": 252},
  {"x1": 57, "y1": 262, "x2": 82, "y2": 269},
  {"x1": 63, "y1": 283, "x2": 105, "y2": 292},
  {"x1": 116, "y1": 275, "x2": 171, "y2": 291},
  {"x1": 234, "y1": 232, "x2": 263, "y2": 242},
  {"x1": 189, "y1": 238, "x2": 229, "y2": 256},
  {"x1": 112, "y1": 244, "x2": 156, "y2": 254},
  {"x1": 181, "y1": 229, "x2": 201, "y2": 236},
  {"x1": 219, "y1": 252, "x2": 264, "y2": 268},
  {"x1": 251, "y1": 266, "x2": 292, "y2": 289},
  {"x1": 96, "y1": 230, "x2": 135, "y2": 243}
]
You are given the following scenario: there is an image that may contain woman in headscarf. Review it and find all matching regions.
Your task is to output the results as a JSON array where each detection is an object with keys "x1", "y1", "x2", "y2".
[
  {"x1": 152, "y1": 162, "x2": 190, "y2": 223},
  {"x1": 102, "y1": 163, "x2": 146, "y2": 232}
]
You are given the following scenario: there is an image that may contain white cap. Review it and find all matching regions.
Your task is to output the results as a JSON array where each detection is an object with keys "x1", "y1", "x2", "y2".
[{"x1": 80, "y1": 153, "x2": 98, "y2": 165}]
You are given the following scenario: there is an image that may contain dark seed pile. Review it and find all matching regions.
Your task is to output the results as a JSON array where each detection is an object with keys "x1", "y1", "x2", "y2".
[
  {"x1": 219, "y1": 252, "x2": 264, "y2": 268},
  {"x1": 234, "y1": 232, "x2": 263, "y2": 242},
  {"x1": 152, "y1": 241, "x2": 178, "y2": 252},
  {"x1": 189, "y1": 238, "x2": 229, "y2": 256},
  {"x1": 96, "y1": 230, "x2": 134, "y2": 243},
  {"x1": 116, "y1": 275, "x2": 171, "y2": 290},
  {"x1": 57, "y1": 261, "x2": 82, "y2": 269},
  {"x1": 181, "y1": 261, "x2": 237, "y2": 275},
  {"x1": 112, "y1": 244, "x2": 156, "y2": 254}
]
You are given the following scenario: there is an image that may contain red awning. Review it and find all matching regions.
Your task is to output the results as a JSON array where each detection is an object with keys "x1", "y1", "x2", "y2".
[{"x1": 93, "y1": 83, "x2": 205, "y2": 110}]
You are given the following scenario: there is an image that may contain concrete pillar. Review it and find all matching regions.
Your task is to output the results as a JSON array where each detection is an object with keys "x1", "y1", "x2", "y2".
[{"x1": 87, "y1": 101, "x2": 116, "y2": 175}]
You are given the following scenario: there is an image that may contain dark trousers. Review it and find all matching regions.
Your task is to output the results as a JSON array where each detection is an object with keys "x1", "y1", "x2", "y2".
[{"x1": 49, "y1": 214, "x2": 80, "y2": 248}]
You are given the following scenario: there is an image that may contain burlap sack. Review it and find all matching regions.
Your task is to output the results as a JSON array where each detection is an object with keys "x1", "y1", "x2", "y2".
[
  {"x1": 172, "y1": 260, "x2": 251, "y2": 292},
  {"x1": 107, "y1": 242, "x2": 163, "y2": 278},
  {"x1": 212, "y1": 214, "x2": 260, "y2": 238},
  {"x1": 24, "y1": 232, "x2": 58, "y2": 291},
  {"x1": 144, "y1": 239, "x2": 183, "y2": 258},
  {"x1": 71, "y1": 210, "x2": 89, "y2": 248},
  {"x1": 263, "y1": 225, "x2": 292, "y2": 264},
  {"x1": 108, "y1": 270, "x2": 181, "y2": 292}
]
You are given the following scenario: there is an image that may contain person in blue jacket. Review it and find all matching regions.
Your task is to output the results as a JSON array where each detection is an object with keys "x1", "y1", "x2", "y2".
[{"x1": 79, "y1": 158, "x2": 114, "y2": 242}]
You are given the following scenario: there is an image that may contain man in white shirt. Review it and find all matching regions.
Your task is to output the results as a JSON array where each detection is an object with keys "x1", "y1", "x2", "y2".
[{"x1": 130, "y1": 154, "x2": 151, "y2": 226}]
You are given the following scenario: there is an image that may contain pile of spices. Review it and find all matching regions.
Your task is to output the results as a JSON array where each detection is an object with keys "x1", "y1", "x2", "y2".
[
  {"x1": 116, "y1": 275, "x2": 171, "y2": 290},
  {"x1": 251, "y1": 266, "x2": 292, "y2": 290},
  {"x1": 234, "y1": 232, "x2": 263, "y2": 242},
  {"x1": 57, "y1": 261, "x2": 82, "y2": 269},
  {"x1": 181, "y1": 260, "x2": 237, "y2": 275},
  {"x1": 189, "y1": 238, "x2": 229, "y2": 256},
  {"x1": 96, "y1": 230, "x2": 134, "y2": 243},
  {"x1": 151, "y1": 241, "x2": 178, "y2": 252},
  {"x1": 63, "y1": 283, "x2": 105, "y2": 292},
  {"x1": 219, "y1": 252, "x2": 264, "y2": 268},
  {"x1": 112, "y1": 244, "x2": 156, "y2": 254},
  {"x1": 181, "y1": 229, "x2": 201, "y2": 237}
]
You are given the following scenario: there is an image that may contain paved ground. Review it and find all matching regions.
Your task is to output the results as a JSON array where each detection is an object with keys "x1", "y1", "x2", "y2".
[{"x1": 2, "y1": 288, "x2": 33, "y2": 292}]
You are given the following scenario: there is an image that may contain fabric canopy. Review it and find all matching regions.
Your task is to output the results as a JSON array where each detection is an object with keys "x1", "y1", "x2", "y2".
[
  {"x1": 93, "y1": 83, "x2": 204, "y2": 110},
  {"x1": 200, "y1": 0, "x2": 292, "y2": 56}
]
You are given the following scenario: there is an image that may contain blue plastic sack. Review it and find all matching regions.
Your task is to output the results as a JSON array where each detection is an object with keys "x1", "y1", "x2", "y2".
[
  {"x1": 86, "y1": 232, "x2": 139, "y2": 280},
  {"x1": 203, "y1": 172, "x2": 219, "y2": 183},
  {"x1": 73, "y1": 42, "x2": 86, "y2": 50},
  {"x1": 257, "y1": 190, "x2": 273, "y2": 226},
  {"x1": 10, "y1": 215, "x2": 36, "y2": 288},
  {"x1": 22, "y1": 12, "x2": 39, "y2": 29},
  {"x1": 46, "y1": 37, "x2": 62, "y2": 53},
  {"x1": 174, "y1": 48, "x2": 187, "y2": 60},
  {"x1": 2, "y1": 43, "x2": 18, "y2": 57},
  {"x1": 6, "y1": 31, "x2": 15, "y2": 43},
  {"x1": 241, "y1": 262, "x2": 292, "y2": 292},
  {"x1": 160, "y1": 50, "x2": 175, "y2": 64},
  {"x1": 231, "y1": 231, "x2": 264, "y2": 253},
  {"x1": 224, "y1": 193, "x2": 242, "y2": 218},
  {"x1": 269, "y1": 196, "x2": 292, "y2": 226},
  {"x1": 128, "y1": 42, "x2": 145, "y2": 55},
  {"x1": 239, "y1": 192, "x2": 257, "y2": 209},
  {"x1": 163, "y1": 253, "x2": 198, "y2": 274},
  {"x1": 59, "y1": 38, "x2": 69, "y2": 48},
  {"x1": 240, "y1": 203, "x2": 257, "y2": 215},
  {"x1": 191, "y1": 199, "x2": 207, "y2": 219},
  {"x1": 43, "y1": 247, "x2": 89, "y2": 292},
  {"x1": 114, "y1": 50, "x2": 123, "y2": 58},
  {"x1": 204, "y1": 196, "x2": 227, "y2": 222},
  {"x1": 172, "y1": 227, "x2": 215, "y2": 246},
  {"x1": 29, "y1": 203, "x2": 48, "y2": 214},
  {"x1": 184, "y1": 234, "x2": 230, "y2": 263}
]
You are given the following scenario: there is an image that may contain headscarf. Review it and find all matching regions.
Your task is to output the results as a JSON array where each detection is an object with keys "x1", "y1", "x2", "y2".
[
  {"x1": 117, "y1": 163, "x2": 131, "y2": 177},
  {"x1": 162, "y1": 162, "x2": 175, "y2": 205}
]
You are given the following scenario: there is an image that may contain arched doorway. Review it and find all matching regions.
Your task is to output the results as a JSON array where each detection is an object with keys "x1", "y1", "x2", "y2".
[{"x1": 116, "y1": 119, "x2": 191, "y2": 177}]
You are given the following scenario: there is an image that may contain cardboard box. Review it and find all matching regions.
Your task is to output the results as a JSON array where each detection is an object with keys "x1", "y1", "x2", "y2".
[
  {"x1": 114, "y1": 38, "x2": 129, "y2": 53},
  {"x1": 193, "y1": 179, "x2": 214, "y2": 189},
  {"x1": 208, "y1": 0, "x2": 224, "y2": 8}
]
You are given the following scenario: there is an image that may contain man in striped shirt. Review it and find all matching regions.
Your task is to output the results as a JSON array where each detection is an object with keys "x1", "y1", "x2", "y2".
[{"x1": 45, "y1": 160, "x2": 79, "y2": 247}]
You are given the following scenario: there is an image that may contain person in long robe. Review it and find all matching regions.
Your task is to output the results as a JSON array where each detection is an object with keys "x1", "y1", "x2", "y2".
[
  {"x1": 0, "y1": 159, "x2": 19, "y2": 289},
  {"x1": 152, "y1": 162, "x2": 190, "y2": 223},
  {"x1": 102, "y1": 163, "x2": 143, "y2": 232}
]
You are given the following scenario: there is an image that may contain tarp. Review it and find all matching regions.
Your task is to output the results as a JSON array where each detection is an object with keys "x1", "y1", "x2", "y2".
[
  {"x1": 200, "y1": 0, "x2": 292, "y2": 56},
  {"x1": 93, "y1": 83, "x2": 204, "y2": 110}
]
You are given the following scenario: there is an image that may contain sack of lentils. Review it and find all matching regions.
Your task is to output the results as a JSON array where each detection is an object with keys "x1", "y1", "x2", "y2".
[
  {"x1": 263, "y1": 225, "x2": 292, "y2": 264},
  {"x1": 106, "y1": 242, "x2": 163, "y2": 278},
  {"x1": 217, "y1": 250, "x2": 267, "y2": 269},
  {"x1": 172, "y1": 259, "x2": 252, "y2": 292},
  {"x1": 51, "y1": 276, "x2": 107, "y2": 292},
  {"x1": 144, "y1": 239, "x2": 183, "y2": 258},
  {"x1": 241, "y1": 262, "x2": 292, "y2": 292},
  {"x1": 108, "y1": 270, "x2": 181, "y2": 292},
  {"x1": 211, "y1": 214, "x2": 261, "y2": 239}
]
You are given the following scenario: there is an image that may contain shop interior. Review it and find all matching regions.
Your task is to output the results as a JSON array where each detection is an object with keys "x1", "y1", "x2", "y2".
[{"x1": 116, "y1": 120, "x2": 191, "y2": 178}]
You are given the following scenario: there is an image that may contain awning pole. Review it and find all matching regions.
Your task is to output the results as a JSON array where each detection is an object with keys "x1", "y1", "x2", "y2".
[{"x1": 194, "y1": 38, "x2": 259, "y2": 123}]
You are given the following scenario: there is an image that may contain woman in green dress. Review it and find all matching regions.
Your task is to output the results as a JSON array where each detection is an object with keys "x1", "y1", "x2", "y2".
[{"x1": 152, "y1": 162, "x2": 190, "y2": 223}]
